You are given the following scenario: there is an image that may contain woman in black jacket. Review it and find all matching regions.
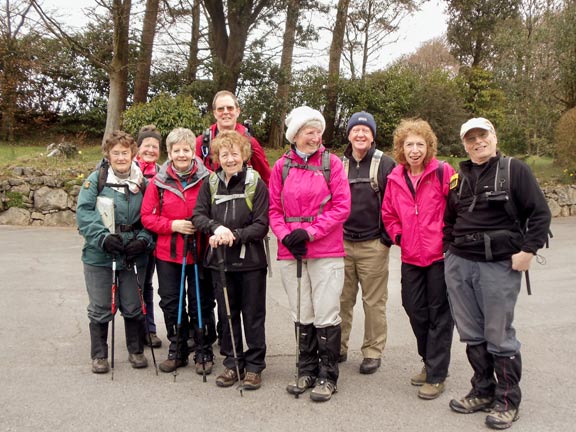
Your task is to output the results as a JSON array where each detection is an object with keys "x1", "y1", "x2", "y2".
[{"x1": 193, "y1": 130, "x2": 269, "y2": 391}]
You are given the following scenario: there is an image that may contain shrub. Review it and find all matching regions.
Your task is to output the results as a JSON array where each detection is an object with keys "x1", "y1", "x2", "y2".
[
  {"x1": 123, "y1": 94, "x2": 205, "y2": 141},
  {"x1": 554, "y1": 107, "x2": 576, "y2": 177}
]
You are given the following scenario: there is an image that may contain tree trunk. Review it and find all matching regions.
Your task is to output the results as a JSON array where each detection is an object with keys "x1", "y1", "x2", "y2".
[
  {"x1": 324, "y1": 0, "x2": 350, "y2": 146},
  {"x1": 186, "y1": 0, "x2": 201, "y2": 82},
  {"x1": 102, "y1": 0, "x2": 132, "y2": 145},
  {"x1": 269, "y1": 0, "x2": 301, "y2": 149},
  {"x1": 203, "y1": 0, "x2": 272, "y2": 92},
  {"x1": 133, "y1": 0, "x2": 159, "y2": 104}
]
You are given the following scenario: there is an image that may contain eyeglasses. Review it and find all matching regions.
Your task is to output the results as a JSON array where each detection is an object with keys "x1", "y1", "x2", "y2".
[
  {"x1": 464, "y1": 131, "x2": 490, "y2": 144},
  {"x1": 215, "y1": 105, "x2": 237, "y2": 113}
]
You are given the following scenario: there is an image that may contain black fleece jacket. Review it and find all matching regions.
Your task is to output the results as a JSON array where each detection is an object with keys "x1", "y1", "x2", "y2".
[
  {"x1": 192, "y1": 166, "x2": 269, "y2": 272},
  {"x1": 443, "y1": 153, "x2": 551, "y2": 261}
]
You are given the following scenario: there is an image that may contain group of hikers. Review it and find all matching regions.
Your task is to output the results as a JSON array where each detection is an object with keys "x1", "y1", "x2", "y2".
[{"x1": 76, "y1": 89, "x2": 551, "y2": 430}]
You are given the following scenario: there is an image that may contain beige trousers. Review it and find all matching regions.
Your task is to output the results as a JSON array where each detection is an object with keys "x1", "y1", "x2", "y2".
[{"x1": 340, "y1": 239, "x2": 390, "y2": 359}]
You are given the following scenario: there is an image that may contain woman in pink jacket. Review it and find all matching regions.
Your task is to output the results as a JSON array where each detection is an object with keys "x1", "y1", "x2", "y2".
[
  {"x1": 382, "y1": 118, "x2": 454, "y2": 400},
  {"x1": 269, "y1": 106, "x2": 351, "y2": 402}
]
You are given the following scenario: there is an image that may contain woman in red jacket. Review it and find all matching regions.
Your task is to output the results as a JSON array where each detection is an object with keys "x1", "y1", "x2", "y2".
[
  {"x1": 381, "y1": 118, "x2": 454, "y2": 400},
  {"x1": 141, "y1": 127, "x2": 216, "y2": 376}
]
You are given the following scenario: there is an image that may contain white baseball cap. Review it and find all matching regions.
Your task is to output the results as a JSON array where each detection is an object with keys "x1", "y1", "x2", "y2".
[{"x1": 460, "y1": 117, "x2": 495, "y2": 139}]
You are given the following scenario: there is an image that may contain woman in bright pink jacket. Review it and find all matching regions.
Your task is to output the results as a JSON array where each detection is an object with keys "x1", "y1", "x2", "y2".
[
  {"x1": 381, "y1": 118, "x2": 454, "y2": 401},
  {"x1": 269, "y1": 106, "x2": 351, "y2": 402}
]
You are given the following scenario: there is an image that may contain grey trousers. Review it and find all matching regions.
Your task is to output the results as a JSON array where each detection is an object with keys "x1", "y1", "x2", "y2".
[
  {"x1": 83, "y1": 263, "x2": 145, "y2": 323},
  {"x1": 444, "y1": 252, "x2": 521, "y2": 357}
]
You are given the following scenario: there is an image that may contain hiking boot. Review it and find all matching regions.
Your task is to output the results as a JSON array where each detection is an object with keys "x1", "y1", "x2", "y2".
[
  {"x1": 418, "y1": 382, "x2": 445, "y2": 400},
  {"x1": 243, "y1": 372, "x2": 262, "y2": 390},
  {"x1": 449, "y1": 393, "x2": 494, "y2": 414},
  {"x1": 158, "y1": 358, "x2": 188, "y2": 373},
  {"x1": 144, "y1": 332, "x2": 162, "y2": 348},
  {"x1": 216, "y1": 368, "x2": 245, "y2": 388},
  {"x1": 128, "y1": 353, "x2": 148, "y2": 369},
  {"x1": 286, "y1": 375, "x2": 316, "y2": 395},
  {"x1": 91, "y1": 358, "x2": 110, "y2": 374},
  {"x1": 338, "y1": 353, "x2": 347, "y2": 363},
  {"x1": 310, "y1": 379, "x2": 337, "y2": 402},
  {"x1": 359, "y1": 358, "x2": 381, "y2": 374},
  {"x1": 485, "y1": 405, "x2": 519, "y2": 430},
  {"x1": 411, "y1": 366, "x2": 426, "y2": 386},
  {"x1": 194, "y1": 358, "x2": 214, "y2": 375}
]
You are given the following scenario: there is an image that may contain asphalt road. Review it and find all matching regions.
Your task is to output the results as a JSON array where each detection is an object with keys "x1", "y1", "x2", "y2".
[{"x1": 1, "y1": 218, "x2": 575, "y2": 432}]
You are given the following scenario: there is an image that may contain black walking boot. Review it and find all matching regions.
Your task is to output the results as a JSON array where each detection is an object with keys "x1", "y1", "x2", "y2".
[
  {"x1": 159, "y1": 324, "x2": 189, "y2": 373},
  {"x1": 310, "y1": 325, "x2": 340, "y2": 402},
  {"x1": 286, "y1": 323, "x2": 318, "y2": 395},
  {"x1": 450, "y1": 343, "x2": 495, "y2": 414},
  {"x1": 89, "y1": 322, "x2": 110, "y2": 374},
  {"x1": 485, "y1": 354, "x2": 521, "y2": 429},
  {"x1": 125, "y1": 318, "x2": 148, "y2": 368}
]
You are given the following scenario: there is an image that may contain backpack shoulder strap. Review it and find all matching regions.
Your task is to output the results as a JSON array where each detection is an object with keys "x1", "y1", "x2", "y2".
[
  {"x1": 244, "y1": 167, "x2": 260, "y2": 211},
  {"x1": 97, "y1": 158, "x2": 109, "y2": 194},
  {"x1": 201, "y1": 128, "x2": 212, "y2": 160},
  {"x1": 369, "y1": 149, "x2": 383, "y2": 195},
  {"x1": 495, "y1": 156, "x2": 521, "y2": 226},
  {"x1": 342, "y1": 155, "x2": 350, "y2": 177},
  {"x1": 436, "y1": 160, "x2": 444, "y2": 186},
  {"x1": 321, "y1": 150, "x2": 331, "y2": 186}
]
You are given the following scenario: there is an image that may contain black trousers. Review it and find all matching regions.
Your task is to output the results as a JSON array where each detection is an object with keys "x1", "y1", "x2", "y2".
[
  {"x1": 156, "y1": 259, "x2": 216, "y2": 358},
  {"x1": 401, "y1": 260, "x2": 454, "y2": 383},
  {"x1": 211, "y1": 268, "x2": 267, "y2": 373}
]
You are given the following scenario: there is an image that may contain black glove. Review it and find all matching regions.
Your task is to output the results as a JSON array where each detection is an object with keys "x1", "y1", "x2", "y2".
[
  {"x1": 125, "y1": 239, "x2": 148, "y2": 260},
  {"x1": 283, "y1": 229, "x2": 309, "y2": 247},
  {"x1": 282, "y1": 229, "x2": 309, "y2": 259},
  {"x1": 103, "y1": 234, "x2": 125, "y2": 255}
]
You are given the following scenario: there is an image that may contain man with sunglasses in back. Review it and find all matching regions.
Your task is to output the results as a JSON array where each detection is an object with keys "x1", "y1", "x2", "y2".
[{"x1": 196, "y1": 90, "x2": 271, "y2": 185}]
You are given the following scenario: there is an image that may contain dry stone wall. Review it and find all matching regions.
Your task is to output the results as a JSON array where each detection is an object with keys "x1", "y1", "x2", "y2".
[{"x1": 0, "y1": 167, "x2": 575, "y2": 226}]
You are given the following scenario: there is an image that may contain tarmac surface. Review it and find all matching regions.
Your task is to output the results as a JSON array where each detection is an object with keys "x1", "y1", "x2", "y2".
[{"x1": 1, "y1": 217, "x2": 575, "y2": 432}]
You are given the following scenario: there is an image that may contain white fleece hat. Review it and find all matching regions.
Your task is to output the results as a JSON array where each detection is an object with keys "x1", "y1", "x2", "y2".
[
  {"x1": 460, "y1": 117, "x2": 496, "y2": 139},
  {"x1": 285, "y1": 106, "x2": 326, "y2": 144}
]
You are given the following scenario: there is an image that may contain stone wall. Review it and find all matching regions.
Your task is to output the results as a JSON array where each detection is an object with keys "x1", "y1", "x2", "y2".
[{"x1": 0, "y1": 167, "x2": 575, "y2": 226}]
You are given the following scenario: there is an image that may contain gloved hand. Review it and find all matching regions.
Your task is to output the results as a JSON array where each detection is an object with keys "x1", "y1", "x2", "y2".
[
  {"x1": 282, "y1": 229, "x2": 309, "y2": 259},
  {"x1": 395, "y1": 234, "x2": 402, "y2": 246},
  {"x1": 282, "y1": 229, "x2": 310, "y2": 247},
  {"x1": 124, "y1": 239, "x2": 148, "y2": 260},
  {"x1": 103, "y1": 234, "x2": 125, "y2": 255}
]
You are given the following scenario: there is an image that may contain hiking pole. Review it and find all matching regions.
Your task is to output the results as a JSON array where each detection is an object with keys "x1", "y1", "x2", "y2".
[
  {"x1": 191, "y1": 234, "x2": 207, "y2": 383},
  {"x1": 134, "y1": 265, "x2": 158, "y2": 375},
  {"x1": 294, "y1": 258, "x2": 302, "y2": 398},
  {"x1": 217, "y1": 247, "x2": 244, "y2": 397},
  {"x1": 111, "y1": 258, "x2": 117, "y2": 381},
  {"x1": 174, "y1": 234, "x2": 189, "y2": 382},
  {"x1": 525, "y1": 271, "x2": 532, "y2": 295}
]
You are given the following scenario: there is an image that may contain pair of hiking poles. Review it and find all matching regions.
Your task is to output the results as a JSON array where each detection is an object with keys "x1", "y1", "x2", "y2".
[
  {"x1": 173, "y1": 234, "x2": 209, "y2": 383},
  {"x1": 97, "y1": 196, "x2": 158, "y2": 379}
]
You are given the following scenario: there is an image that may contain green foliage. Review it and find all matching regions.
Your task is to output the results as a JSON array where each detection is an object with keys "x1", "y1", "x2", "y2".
[
  {"x1": 554, "y1": 107, "x2": 576, "y2": 173},
  {"x1": 123, "y1": 94, "x2": 204, "y2": 139},
  {"x1": 5, "y1": 191, "x2": 25, "y2": 209}
]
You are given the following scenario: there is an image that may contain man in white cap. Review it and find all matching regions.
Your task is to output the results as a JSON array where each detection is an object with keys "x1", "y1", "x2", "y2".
[
  {"x1": 443, "y1": 117, "x2": 551, "y2": 429},
  {"x1": 338, "y1": 111, "x2": 395, "y2": 374}
]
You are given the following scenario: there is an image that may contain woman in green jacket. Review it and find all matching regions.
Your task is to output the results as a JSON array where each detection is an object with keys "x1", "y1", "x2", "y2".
[{"x1": 76, "y1": 131, "x2": 155, "y2": 374}]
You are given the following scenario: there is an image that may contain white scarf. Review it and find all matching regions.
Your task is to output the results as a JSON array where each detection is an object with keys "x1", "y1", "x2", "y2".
[{"x1": 106, "y1": 163, "x2": 144, "y2": 194}]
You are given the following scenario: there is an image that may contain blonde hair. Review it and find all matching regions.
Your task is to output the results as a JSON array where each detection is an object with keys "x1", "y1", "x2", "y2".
[
  {"x1": 392, "y1": 118, "x2": 438, "y2": 166},
  {"x1": 165, "y1": 128, "x2": 196, "y2": 154}
]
